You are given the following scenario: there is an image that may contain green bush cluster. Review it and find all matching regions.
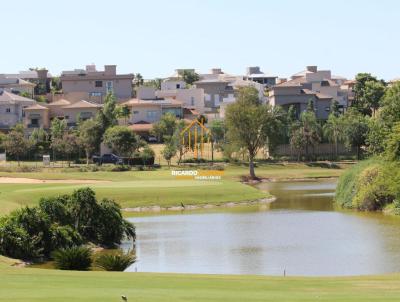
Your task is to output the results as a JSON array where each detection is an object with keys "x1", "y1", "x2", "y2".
[
  {"x1": 0, "y1": 188, "x2": 135, "y2": 261},
  {"x1": 53, "y1": 246, "x2": 92, "y2": 270},
  {"x1": 95, "y1": 250, "x2": 136, "y2": 271},
  {"x1": 335, "y1": 158, "x2": 400, "y2": 212}
]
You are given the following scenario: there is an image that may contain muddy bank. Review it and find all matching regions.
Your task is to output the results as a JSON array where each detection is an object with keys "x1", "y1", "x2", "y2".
[{"x1": 123, "y1": 196, "x2": 276, "y2": 213}]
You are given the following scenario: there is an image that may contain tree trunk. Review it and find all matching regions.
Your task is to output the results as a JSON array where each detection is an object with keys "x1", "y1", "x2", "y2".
[
  {"x1": 249, "y1": 157, "x2": 256, "y2": 179},
  {"x1": 335, "y1": 140, "x2": 339, "y2": 160},
  {"x1": 86, "y1": 150, "x2": 90, "y2": 165}
]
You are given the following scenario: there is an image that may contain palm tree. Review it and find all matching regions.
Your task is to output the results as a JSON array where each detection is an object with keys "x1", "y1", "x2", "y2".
[{"x1": 323, "y1": 114, "x2": 343, "y2": 159}]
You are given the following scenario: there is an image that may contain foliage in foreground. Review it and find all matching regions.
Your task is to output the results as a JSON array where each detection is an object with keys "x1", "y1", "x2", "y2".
[
  {"x1": 0, "y1": 188, "x2": 135, "y2": 261},
  {"x1": 95, "y1": 250, "x2": 136, "y2": 271},
  {"x1": 53, "y1": 246, "x2": 92, "y2": 271}
]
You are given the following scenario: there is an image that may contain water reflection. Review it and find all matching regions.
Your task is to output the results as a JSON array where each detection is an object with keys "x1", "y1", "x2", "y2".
[{"x1": 126, "y1": 179, "x2": 400, "y2": 276}]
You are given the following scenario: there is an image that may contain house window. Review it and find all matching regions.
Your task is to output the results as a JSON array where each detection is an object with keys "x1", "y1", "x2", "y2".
[
  {"x1": 31, "y1": 118, "x2": 39, "y2": 126},
  {"x1": 176, "y1": 84, "x2": 181, "y2": 89},
  {"x1": 95, "y1": 81, "x2": 103, "y2": 87},
  {"x1": 133, "y1": 111, "x2": 139, "y2": 114},
  {"x1": 106, "y1": 81, "x2": 113, "y2": 94},
  {"x1": 214, "y1": 94, "x2": 220, "y2": 106},
  {"x1": 191, "y1": 97, "x2": 195, "y2": 106},
  {"x1": 6, "y1": 108, "x2": 11, "y2": 113},
  {"x1": 146, "y1": 110, "x2": 158, "y2": 119}
]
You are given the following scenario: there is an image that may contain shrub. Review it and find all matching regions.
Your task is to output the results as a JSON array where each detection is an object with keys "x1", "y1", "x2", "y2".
[
  {"x1": 95, "y1": 251, "x2": 136, "y2": 271},
  {"x1": 0, "y1": 188, "x2": 135, "y2": 261},
  {"x1": 52, "y1": 246, "x2": 92, "y2": 270},
  {"x1": 335, "y1": 158, "x2": 400, "y2": 212}
]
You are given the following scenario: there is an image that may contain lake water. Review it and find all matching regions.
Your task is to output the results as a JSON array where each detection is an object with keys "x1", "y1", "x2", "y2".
[{"x1": 125, "y1": 179, "x2": 400, "y2": 276}]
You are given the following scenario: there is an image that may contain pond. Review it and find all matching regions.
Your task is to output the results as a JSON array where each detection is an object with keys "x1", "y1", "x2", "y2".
[{"x1": 125, "y1": 179, "x2": 400, "y2": 276}]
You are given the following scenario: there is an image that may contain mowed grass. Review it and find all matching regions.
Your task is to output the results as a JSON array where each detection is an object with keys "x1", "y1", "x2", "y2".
[
  {"x1": 0, "y1": 163, "x2": 344, "y2": 215},
  {"x1": 1, "y1": 265, "x2": 400, "y2": 302}
]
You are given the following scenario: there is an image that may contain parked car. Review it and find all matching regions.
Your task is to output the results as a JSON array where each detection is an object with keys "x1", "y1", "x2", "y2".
[
  {"x1": 93, "y1": 153, "x2": 156, "y2": 166},
  {"x1": 92, "y1": 153, "x2": 123, "y2": 165},
  {"x1": 147, "y1": 136, "x2": 158, "y2": 143}
]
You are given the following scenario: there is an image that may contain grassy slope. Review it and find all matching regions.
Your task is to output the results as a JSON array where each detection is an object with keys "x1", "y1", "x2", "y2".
[
  {"x1": 0, "y1": 163, "x2": 343, "y2": 215},
  {"x1": 1, "y1": 265, "x2": 400, "y2": 302}
]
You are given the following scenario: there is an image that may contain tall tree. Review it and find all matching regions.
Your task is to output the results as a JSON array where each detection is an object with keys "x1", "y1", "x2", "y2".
[
  {"x1": 225, "y1": 86, "x2": 272, "y2": 178},
  {"x1": 30, "y1": 127, "x2": 50, "y2": 158},
  {"x1": 103, "y1": 126, "x2": 140, "y2": 157},
  {"x1": 77, "y1": 119, "x2": 103, "y2": 165},
  {"x1": 353, "y1": 73, "x2": 386, "y2": 115},
  {"x1": 50, "y1": 118, "x2": 67, "y2": 161},
  {"x1": 290, "y1": 110, "x2": 321, "y2": 161},
  {"x1": 323, "y1": 113, "x2": 343, "y2": 159},
  {"x1": 115, "y1": 105, "x2": 131, "y2": 125},
  {"x1": 96, "y1": 93, "x2": 118, "y2": 131},
  {"x1": 341, "y1": 108, "x2": 369, "y2": 160},
  {"x1": 151, "y1": 112, "x2": 177, "y2": 142},
  {"x1": 3, "y1": 124, "x2": 31, "y2": 165}
]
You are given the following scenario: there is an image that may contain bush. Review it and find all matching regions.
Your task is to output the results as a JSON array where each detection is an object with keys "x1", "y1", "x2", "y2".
[
  {"x1": 335, "y1": 158, "x2": 400, "y2": 212},
  {"x1": 0, "y1": 188, "x2": 135, "y2": 261},
  {"x1": 53, "y1": 246, "x2": 92, "y2": 270},
  {"x1": 95, "y1": 251, "x2": 136, "y2": 271}
]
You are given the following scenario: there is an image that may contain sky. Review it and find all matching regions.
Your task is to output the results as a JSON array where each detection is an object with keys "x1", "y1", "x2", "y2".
[{"x1": 1, "y1": 0, "x2": 399, "y2": 80}]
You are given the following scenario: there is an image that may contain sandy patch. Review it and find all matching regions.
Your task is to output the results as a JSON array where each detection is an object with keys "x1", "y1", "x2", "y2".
[{"x1": 0, "y1": 177, "x2": 110, "y2": 184}]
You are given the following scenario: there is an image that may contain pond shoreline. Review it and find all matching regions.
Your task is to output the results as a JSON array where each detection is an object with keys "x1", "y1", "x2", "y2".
[
  {"x1": 122, "y1": 176, "x2": 338, "y2": 213},
  {"x1": 123, "y1": 196, "x2": 276, "y2": 213}
]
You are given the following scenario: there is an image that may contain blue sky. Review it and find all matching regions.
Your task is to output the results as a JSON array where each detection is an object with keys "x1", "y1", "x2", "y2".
[{"x1": 1, "y1": 0, "x2": 399, "y2": 80}]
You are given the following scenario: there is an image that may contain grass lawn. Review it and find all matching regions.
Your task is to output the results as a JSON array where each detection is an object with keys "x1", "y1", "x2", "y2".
[
  {"x1": 1, "y1": 264, "x2": 400, "y2": 302},
  {"x1": 0, "y1": 163, "x2": 345, "y2": 215}
]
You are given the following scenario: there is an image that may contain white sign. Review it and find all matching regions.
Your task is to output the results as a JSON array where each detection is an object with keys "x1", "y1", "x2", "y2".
[{"x1": 43, "y1": 155, "x2": 50, "y2": 166}]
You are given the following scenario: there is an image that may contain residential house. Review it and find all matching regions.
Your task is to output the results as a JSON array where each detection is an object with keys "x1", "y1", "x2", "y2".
[
  {"x1": 0, "y1": 90, "x2": 36, "y2": 129},
  {"x1": 245, "y1": 66, "x2": 277, "y2": 87},
  {"x1": 269, "y1": 66, "x2": 350, "y2": 120},
  {"x1": 195, "y1": 68, "x2": 266, "y2": 115},
  {"x1": 60, "y1": 64, "x2": 134, "y2": 102},
  {"x1": 23, "y1": 99, "x2": 102, "y2": 130},
  {"x1": 122, "y1": 98, "x2": 184, "y2": 137},
  {"x1": 2, "y1": 69, "x2": 51, "y2": 95},
  {"x1": 0, "y1": 76, "x2": 36, "y2": 97}
]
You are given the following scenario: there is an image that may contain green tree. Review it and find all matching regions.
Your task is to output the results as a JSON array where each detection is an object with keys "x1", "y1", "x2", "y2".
[
  {"x1": 30, "y1": 127, "x2": 49, "y2": 158},
  {"x1": 323, "y1": 113, "x2": 344, "y2": 159},
  {"x1": 341, "y1": 108, "x2": 369, "y2": 160},
  {"x1": 353, "y1": 73, "x2": 386, "y2": 115},
  {"x1": 77, "y1": 119, "x2": 103, "y2": 165},
  {"x1": 116, "y1": 105, "x2": 131, "y2": 125},
  {"x1": 290, "y1": 110, "x2": 321, "y2": 161},
  {"x1": 103, "y1": 126, "x2": 140, "y2": 157},
  {"x1": 385, "y1": 122, "x2": 400, "y2": 161},
  {"x1": 96, "y1": 93, "x2": 118, "y2": 131},
  {"x1": 209, "y1": 119, "x2": 226, "y2": 152},
  {"x1": 225, "y1": 86, "x2": 273, "y2": 178},
  {"x1": 162, "y1": 142, "x2": 177, "y2": 167},
  {"x1": 379, "y1": 81, "x2": 400, "y2": 127},
  {"x1": 140, "y1": 144, "x2": 155, "y2": 167},
  {"x1": 3, "y1": 124, "x2": 31, "y2": 165},
  {"x1": 181, "y1": 70, "x2": 200, "y2": 85},
  {"x1": 133, "y1": 73, "x2": 144, "y2": 87},
  {"x1": 50, "y1": 118, "x2": 67, "y2": 161},
  {"x1": 151, "y1": 112, "x2": 177, "y2": 142}
]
